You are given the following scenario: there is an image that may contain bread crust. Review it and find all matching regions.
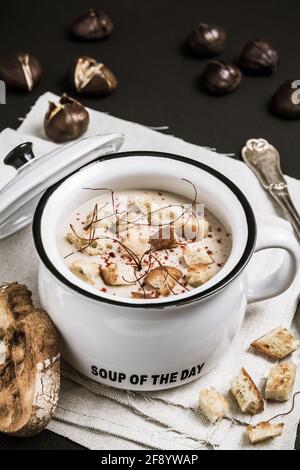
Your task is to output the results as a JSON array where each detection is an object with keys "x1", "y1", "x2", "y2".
[{"x1": 0, "y1": 283, "x2": 60, "y2": 436}]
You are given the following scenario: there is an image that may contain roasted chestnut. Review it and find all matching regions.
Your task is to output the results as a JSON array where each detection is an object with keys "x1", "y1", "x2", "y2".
[
  {"x1": 70, "y1": 9, "x2": 113, "y2": 40},
  {"x1": 201, "y1": 61, "x2": 242, "y2": 95},
  {"x1": 185, "y1": 23, "x2": 226, "y2": 57},
  {"x1": 44, "y1": 94, "x2": 89, "y2": 143},
  {"x1": 271, "y1": 80, "x2": 300, "y2": 119},
  {"x1": 70, "y1": 56, "x2": 117, "y2": 96},
  {"x1": 0, "y1": 53, "x2": 42, "y2": 92},
  {"x1": 240, "y1": 39, "x2": 279, "y2": 73}
]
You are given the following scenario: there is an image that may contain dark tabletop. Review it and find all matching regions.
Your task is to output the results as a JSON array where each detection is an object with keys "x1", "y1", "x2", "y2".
[{"x1": 0, "y1": 0, "x2": 299, "y2": 450}]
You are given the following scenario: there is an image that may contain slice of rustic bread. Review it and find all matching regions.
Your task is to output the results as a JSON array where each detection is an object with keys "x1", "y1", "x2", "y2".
[{"x1": 0, "y1": 283, "x2": 60, "y2": 436}]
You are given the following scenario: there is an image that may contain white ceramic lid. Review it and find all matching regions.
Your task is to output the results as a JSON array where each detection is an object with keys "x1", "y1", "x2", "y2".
[{"x1": 0, "y1": 133, "x2": 124, "y2": 239}]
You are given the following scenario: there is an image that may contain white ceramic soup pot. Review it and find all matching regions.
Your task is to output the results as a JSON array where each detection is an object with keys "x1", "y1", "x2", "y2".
[{"x1": 33, "y1": 151, "x2": 300, "y2": 391}]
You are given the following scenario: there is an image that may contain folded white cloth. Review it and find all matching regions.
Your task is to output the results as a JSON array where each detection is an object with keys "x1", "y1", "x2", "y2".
[{"x1": 0, "y1": 92, "x2": 299, "y2": 450}]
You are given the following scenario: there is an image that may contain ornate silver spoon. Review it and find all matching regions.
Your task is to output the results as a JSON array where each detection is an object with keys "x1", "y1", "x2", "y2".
[{"x1": 241, "y1": 138, "x2": 300, "y2": 241}]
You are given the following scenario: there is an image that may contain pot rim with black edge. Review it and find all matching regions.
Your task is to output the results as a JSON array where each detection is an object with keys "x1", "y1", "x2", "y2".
[{"x1": 33, "y1": 151, "x2": 257, "y2": 309}]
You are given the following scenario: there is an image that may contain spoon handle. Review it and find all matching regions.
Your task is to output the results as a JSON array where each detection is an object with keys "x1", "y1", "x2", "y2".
[
  {"x1": 269, "y1": 186, "x2": 300, "y2": 240},
  {"x1": 241, "y1": 138, "x2": 300, "y2": 241}
]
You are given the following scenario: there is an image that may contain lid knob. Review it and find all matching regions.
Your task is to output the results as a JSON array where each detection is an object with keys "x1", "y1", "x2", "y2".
[{"x1": 4, "y1": 142, "x2": 35, "y2": 169}]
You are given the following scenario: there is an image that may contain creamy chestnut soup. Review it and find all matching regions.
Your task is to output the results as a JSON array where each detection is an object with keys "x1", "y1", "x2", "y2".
[{"x1": 59, "y1": 188, "x2": 231, "y2": 299}]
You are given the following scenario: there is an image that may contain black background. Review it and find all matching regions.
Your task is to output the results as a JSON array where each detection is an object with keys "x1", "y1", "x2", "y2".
[{"x1": 0, "y1": 0, "x2": 299, "y2": 450}]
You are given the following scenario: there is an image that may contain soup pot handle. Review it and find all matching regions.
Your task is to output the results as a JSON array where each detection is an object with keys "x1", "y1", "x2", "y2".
[{"x1": 247, "y1": 221, "x2": 300, "y2": 303}]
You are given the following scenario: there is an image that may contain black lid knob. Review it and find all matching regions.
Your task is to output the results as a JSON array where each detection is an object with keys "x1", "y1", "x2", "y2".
[{"x1": 4, "y1": 142, "x2": 35, "y2": 169}]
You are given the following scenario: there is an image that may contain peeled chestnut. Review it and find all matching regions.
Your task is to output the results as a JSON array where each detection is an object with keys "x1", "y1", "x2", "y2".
[
  {"x1": 70, "y1": 9, "x2": 113, "y2": 40},
  {"x1": 202, "y1": 61, "x2": 242, "y2": 95},
  {"x1": 0, "y1": 53, "x2": 42, "y2": 92},
  {"x1": 240, "y1": 39, "x2": 279, "y2": 73},
  {"x1": 44, "y1": 94, "x2": 89, "y2": 143},
  {"x1": 271, "y1": 80, "x2": 300, "y2": 119},
  {"x1": 185, "y1": 23, "x2": 226, "y2": 57},
  {"x1": 70, "y1": 56, "x2": 117, "y2": 96}
]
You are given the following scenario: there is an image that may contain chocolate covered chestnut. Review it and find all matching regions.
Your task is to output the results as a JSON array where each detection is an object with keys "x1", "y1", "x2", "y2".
[
  {"x1": 44, "y1": 94, "x2": 89, "y2": 143},
  {"x1": 202, "y1": 61, "x2": 242, "y2": 95},
  {"x1": 70, "y1": 56, "x2": 117, "y2": 96},
  {"x1": 0, "y1": 53, "x2": 42, "y2": 92},
  {"x1": 70, "y1": 9, "x2": 113, "y2": 40},
  {"x1": 186, "y1": 23, "x2": 226, "y2": 57}
]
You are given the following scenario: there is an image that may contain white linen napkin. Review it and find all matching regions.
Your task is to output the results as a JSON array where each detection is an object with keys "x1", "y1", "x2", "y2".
[{"x1": 0, "y1": 92, "x2": 299, "y2": 450}]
